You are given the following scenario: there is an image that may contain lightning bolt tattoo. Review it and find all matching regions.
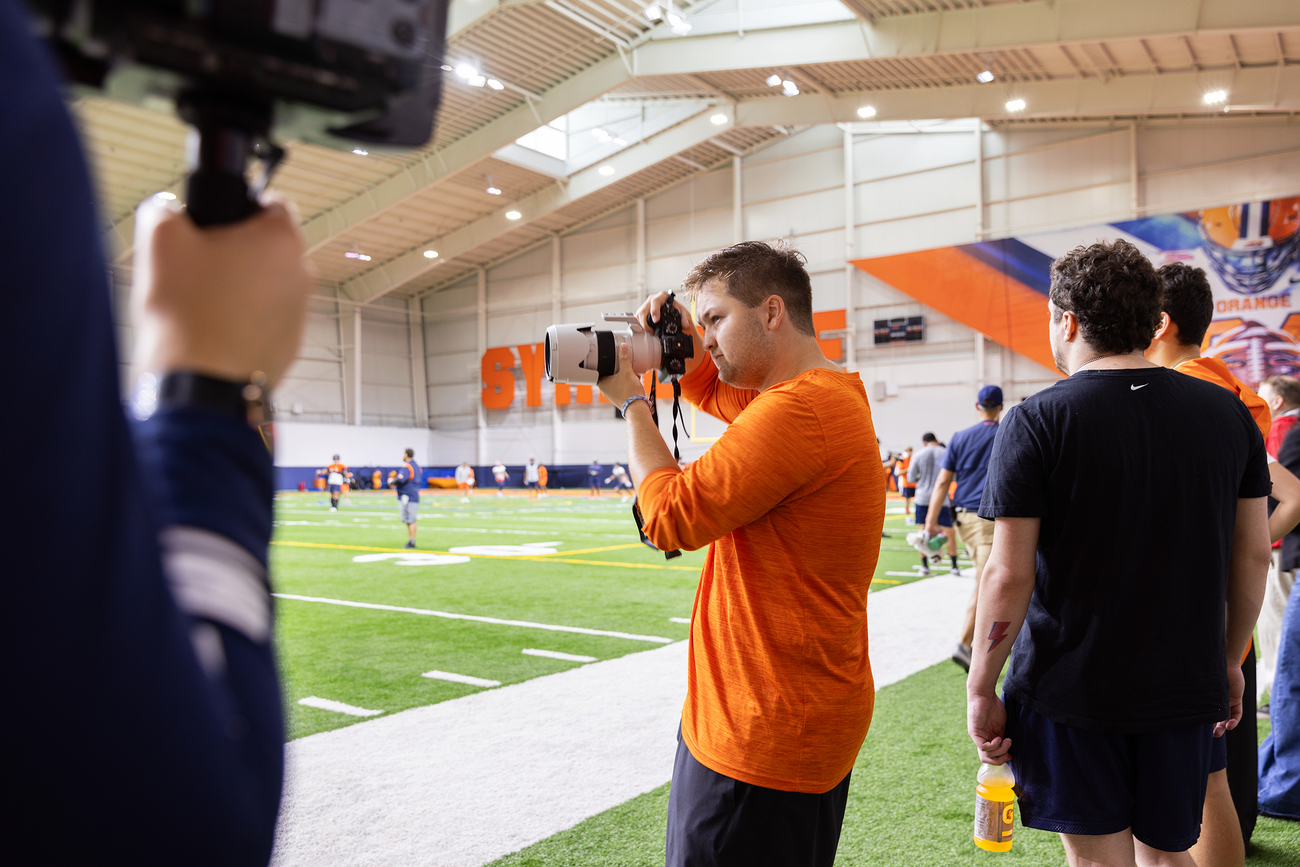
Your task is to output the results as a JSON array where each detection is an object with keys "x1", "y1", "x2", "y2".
[{"x1": 987, "y1": 621, "x2": 1012, "y2": 654}]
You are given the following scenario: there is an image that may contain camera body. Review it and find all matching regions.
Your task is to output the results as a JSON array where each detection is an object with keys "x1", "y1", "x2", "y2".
[{"x1": 544, "y1": 293, "x2": 695, "y2": 385}]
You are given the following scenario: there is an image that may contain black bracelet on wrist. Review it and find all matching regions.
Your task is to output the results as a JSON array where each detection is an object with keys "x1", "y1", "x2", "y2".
[{"x1": 156, "y1": 371, "x2": 271, "y2": 428}]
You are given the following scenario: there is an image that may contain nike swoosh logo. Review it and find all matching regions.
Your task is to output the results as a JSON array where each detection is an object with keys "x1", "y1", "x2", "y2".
[{"x1": 1131, "y1": 383, "x2": 1149, "y2": 391}]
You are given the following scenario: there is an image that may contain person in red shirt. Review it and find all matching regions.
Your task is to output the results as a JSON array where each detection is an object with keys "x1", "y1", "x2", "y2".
[
  {"x1": 1260, "y1": 376, "x2": 1300, "y2": 460},
  {"x1": 597, "y1": 242, "x2": 883, "y2": 866}
]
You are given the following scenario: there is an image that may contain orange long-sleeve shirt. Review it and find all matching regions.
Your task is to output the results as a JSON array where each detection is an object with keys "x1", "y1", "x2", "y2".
[{"x1": 638, "y1": 356, "x2": 886, "y2": 793}]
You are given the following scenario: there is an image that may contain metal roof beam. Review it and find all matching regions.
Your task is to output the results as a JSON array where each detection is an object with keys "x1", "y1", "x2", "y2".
[
  {"x1": 734, "y1": 63, "x2": 1300, "y2": 125},
  {"x1": 339, "y1": 107, "x2": 733, "y2": 303}
]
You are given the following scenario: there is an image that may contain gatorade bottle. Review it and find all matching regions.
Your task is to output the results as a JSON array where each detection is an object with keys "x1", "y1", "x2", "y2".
[{"x1": 974, "y1": 763, "x2": 1016, "y2": 852}]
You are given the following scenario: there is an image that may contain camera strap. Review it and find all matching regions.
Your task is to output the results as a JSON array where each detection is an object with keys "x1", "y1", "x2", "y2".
[{"x1": 670, "y1": 379, "x2": 684, "y2": 462}]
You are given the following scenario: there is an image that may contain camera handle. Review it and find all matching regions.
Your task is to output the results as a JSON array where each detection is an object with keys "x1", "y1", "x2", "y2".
[{"x1": 177, "y1": 90, "x2": 285, "y2": 227}]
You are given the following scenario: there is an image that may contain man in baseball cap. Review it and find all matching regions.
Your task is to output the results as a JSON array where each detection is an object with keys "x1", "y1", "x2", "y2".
[{"x1": 923, "y1": 384, "x2": 1004, "y2": 670}]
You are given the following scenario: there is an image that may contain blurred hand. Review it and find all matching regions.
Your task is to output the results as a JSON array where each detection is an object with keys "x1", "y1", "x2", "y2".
[
  {"x1": 634, "y1": 291, "x2": 704, "y2": 379},
  {"x1": 968, "y1": 692, "x2": 1012, "y2": 765},
  {"x1": 1215, "y1": 662, "x2": 1245, "y2": 737},
  {"x1": 924, "y1": 518, "x2": 940, "y2": 538},
  {"x1": 131, "y1": 194, "x2": 314, "y2": 388}
]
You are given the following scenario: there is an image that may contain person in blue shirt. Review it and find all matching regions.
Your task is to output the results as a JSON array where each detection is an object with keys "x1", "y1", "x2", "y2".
[
  {"x1": 395, "y1": 448, "x2": 424, "y2": 548},
  {"x1": 589, "y1": 459, "x2": 602, "y2": 499},
  {"x1": 923, "y1": 384, "x2": 1004, "y2": 671},
  {"x1": 2, "y1": 3, "x2": 314, "y2": 861}
]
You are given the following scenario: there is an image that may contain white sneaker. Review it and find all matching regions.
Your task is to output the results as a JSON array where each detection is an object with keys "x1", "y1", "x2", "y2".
[
  {"x1": 917, "y1": 565, "x2": 931, "y2": 576},
  {"x1": 904, "y1": 516, "x2": 915, "y2": 526},
  {"x1": 461, "y1": 497, "x2": 470, "y2": 503},
  {"x1": 329, "y1": 506, "x2": 337, "y2": 512}
]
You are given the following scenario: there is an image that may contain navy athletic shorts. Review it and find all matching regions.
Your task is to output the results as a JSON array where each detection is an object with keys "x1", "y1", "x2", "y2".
[
  {"x1": 913, "y1": 504, "x2": 953, "y2": 528},
  {"x1": 902, "y1": 485, "x2": 916, "y2": 497},
  {"x1": 1003, "y1": 693, "x2": 1215, "y2": 852},
  {"x1": 1209, "y1": 732, "x2": 1228, "y2": 774},
  {"x1": 666, "y1": 731, "x2": 851, "y2": 867},
  {"x1": 328, "y1": 484, "x2": 341, "y2": 493}
]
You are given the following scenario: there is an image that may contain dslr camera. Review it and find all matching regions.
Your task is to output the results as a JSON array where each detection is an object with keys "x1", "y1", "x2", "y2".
[{"x1": 544, "y1": 292, "x2": 695, "y2": 384}]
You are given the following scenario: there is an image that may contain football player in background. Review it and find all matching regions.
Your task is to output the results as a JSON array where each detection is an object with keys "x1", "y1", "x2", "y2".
[
  {"x1": 537, "y1": 463, "x2": 549, "y2": 498},
  {"x1": 492, "y1": 461, "x2": 508, "y2": 496},
  {"x1": 455, "y1": 461, "x2": 475, "y2": 503},
  {"x1": 394, "y1": 449, "x2": 423, "y2": 549},
  {"x1": 606, "y1": 462, "x2": 633, "y2": 503},
  {"x1": 317, "y1": 455, "x2": 351, "y2": 511},
  {"x1": 525, "y1": 458, "x2": 540, "y2": 500}
]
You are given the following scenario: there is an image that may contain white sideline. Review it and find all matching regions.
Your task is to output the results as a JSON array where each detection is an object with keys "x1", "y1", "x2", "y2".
[
  {"x1": 422, "y1": 670, "x2": 502, "y2": 688},
  {"x1": 522, "y1": 648, "x2": 598, "y2": 663},
  {"x1": 298, "y1": 696, "x2": 384, "y2": 718},
  {"x1": 271, "y1": 576, "x2": 973, "y2": 867}
]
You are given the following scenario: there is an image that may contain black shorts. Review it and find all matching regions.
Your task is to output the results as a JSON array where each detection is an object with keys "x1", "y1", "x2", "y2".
[
  {"x1": 902, "y1": 486, "x2": 916, "y2": 497},
  {"x1": 1004, "y1": 694, "x2": 1215, "y2": 852},
  {"x1": 913, "y1": 504, "x2": 953, "y2": 528},
  {"x1": 666, "y1": 733, "x2": 851, "y2": 867}
]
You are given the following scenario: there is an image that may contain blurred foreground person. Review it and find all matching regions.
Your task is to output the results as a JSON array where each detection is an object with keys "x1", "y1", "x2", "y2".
[
  {"x1": 1260, "y1": 571, "x2": 1300, "y2": 820},
  {"x1": 2, "y1": 4, "x2": 312, "y2": 862},
  {"x1": 598, "y1": 242, "x2": 884, "y2": 867},
  {"x1": 968, "y1": 240, "x2": 1270, "y2": 867}
]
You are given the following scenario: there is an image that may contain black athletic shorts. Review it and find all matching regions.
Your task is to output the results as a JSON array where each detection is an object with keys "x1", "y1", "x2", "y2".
[
  {"x1": 913, "y1": 504, "x2": 953, "y2": 528},
  {"x1": 666, "y1": 731, "x2": 852, "y2": 867},
  {"x1": 1004, "y1": 694, "x2": 1215, "y2": 852}
]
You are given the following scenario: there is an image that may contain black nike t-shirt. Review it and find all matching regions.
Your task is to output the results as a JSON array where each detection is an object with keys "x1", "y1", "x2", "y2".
[{"x1": 979, "y1": 366, "x2": 1271, "y2": 732}]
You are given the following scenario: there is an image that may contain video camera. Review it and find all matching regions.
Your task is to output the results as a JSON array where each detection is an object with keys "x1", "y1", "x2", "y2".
[
  {"x1": 543, "y1": 292, "x2": 694, "y2": 385},
  {"x1": 30, "y1": 0, "x2": 449, "y2": 225}
]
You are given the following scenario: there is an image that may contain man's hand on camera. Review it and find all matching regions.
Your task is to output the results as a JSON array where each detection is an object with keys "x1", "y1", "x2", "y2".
[
  {"x1": 634, "y1": 292, "x2": 704, "y2": 379},
  {"x1": 132, "y1": 194, "x2": 314, "y2": 388},
  {"x1": 598, "y1": 344, "x2": 647, "y2": 409}
]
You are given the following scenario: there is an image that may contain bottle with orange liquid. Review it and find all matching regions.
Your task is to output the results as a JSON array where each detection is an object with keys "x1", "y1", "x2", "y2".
[{"x1": 974, "y1": 762, "x2": 1016, "y2": 852}]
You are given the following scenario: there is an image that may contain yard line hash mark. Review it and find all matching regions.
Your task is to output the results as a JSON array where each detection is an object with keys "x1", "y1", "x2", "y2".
[
  {"x1": 272, "y1": 593, "x2": 675, "y2": 643},
  {"x1": 669, "y1": 617, "x2": 691, "y2": 624},
  {"x1": 297, "y1": 696, "x2": 384, "y2": 717},
  {"x1": 422, "y1": 670, "x2": 502, "y2": 688},
  {"x1": 271, "y1": 540, "x2": 699, "y2": 572},
  {"x1": 521, "y1": 648, "x2": 598, "y2": 662}
]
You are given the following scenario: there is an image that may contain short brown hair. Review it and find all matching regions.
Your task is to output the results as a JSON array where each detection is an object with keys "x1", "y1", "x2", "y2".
[
  {"x1": 1262, "y1": 375, "x2": 1300, "y2": 408},
  {"x1": 1050, "y1": 239, "x2": 1161, "y2": 354},
  {"x1": 681, "y1": 240, "x2": 816, "y2": 337},
  {"x1": 1157, "y1": 262, "x2": 1214, "y2": 347}
]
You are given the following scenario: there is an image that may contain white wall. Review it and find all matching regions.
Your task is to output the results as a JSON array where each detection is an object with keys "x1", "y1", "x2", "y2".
[
  {"x1": 110, "y1": 115, "x2": 1300, "y2": 462},
  {"x1": 275, "y1": 421, "x2": 432, "y2": 467}
]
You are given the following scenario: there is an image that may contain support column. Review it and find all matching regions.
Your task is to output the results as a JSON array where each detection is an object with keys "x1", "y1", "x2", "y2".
[
  {"x1": 732, "y1": 156, "x2": 743, "y2": 244},
  {"x1": 974, "y1": 119, "x2": 984, "y2": 240},
  {"x1": 635, "y1": 198, "x2": 647, "y2": 303},
  {"x1": 408, "y1": 296, "x2": 429, "y2": 427},
  {"x1": 551, "y1": 234, "x2": 563, "y2": 465},
  {"x1": 974, "y1": 331, "x2": 985, "y2": 387},
  {"x1": 842, "y1": 126, "x2": 857, "y2": 372},
  {"x1": 476, "y1": 268, "x2": 487, "y2": 465},
  {"x1": 1129, "y1": 122, "x2": 1140, "y2": 219},
  {"x1": 343, "y1": 304, "x2": 364, "y2": 425}
]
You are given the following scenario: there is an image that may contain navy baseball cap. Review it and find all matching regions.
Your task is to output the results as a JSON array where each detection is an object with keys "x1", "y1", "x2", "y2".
[{"x1": 978, "y1": 385, "x2": 1004, "y2": 408}]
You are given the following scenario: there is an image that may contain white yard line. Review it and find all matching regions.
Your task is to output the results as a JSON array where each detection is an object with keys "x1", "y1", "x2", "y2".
[
  {"x1": 272, "y1": 593, "x2": 675, "y2": 644},
  {"x1": 422, "y1": 670, "x2": 502, "y2": 688},
  {"x1": 272, "y1": 577, "x2": 972, "y2": 867},
  {"x1": 522, "y1": 648, "x2": 598, "y2": 663},
  {"x1": 298, "y1": 697, "x2": 384, "y2": 718},
  {"x1": 668, "y1": 617, "x2": 691, "y2": 624}
]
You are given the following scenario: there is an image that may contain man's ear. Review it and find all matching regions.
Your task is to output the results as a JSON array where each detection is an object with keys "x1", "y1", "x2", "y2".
[
  {"x1": 1152, "y1": 312, "x2": 1174, "y2": 342},
  {"x1": 764, "y1": 295, "x2": 785, "y2": 331}
]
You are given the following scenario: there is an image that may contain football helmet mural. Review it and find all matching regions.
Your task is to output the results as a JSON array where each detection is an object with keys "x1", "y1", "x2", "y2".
[
  {"x1": 1198, "y1": 198, "x2": 1300, "y2": 295},
  {"x1": 1205, "y1": 319, "x2": 1300, "y2": 390}
]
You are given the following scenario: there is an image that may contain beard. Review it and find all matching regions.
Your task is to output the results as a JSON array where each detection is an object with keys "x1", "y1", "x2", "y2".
[{"x1": 715, "y1": 313, "x2": 775, "y2": 389}]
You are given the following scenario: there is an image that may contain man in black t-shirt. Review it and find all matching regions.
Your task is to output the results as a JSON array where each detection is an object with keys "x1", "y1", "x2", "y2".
[{"x1": 966, "y1": 239, "x2": 1271, "y2": 865}]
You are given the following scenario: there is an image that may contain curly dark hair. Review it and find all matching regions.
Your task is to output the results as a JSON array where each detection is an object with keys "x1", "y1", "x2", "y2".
[
  {"x1": 680, "y1": 240, "x2": 816, "y2": 337},
  {"x1": 1156, "y1": 262, "x2": 1214, "y2": 347},
  {"x1": 1049, "y1": 239, "x2": 1162, "y2": 354}
]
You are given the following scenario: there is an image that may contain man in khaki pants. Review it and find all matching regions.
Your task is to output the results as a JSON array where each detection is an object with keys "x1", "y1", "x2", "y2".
[{"x1": 924, "y1": 385, "x2": 1003, "y2": 671}]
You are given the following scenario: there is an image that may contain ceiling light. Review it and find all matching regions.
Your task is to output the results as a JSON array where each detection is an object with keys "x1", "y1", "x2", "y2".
[
  {"x1": 441, "y1": 64, "x2": 453, "y2": 71},
  {"x1": 666, "y1": 11, "x2": 691, "y2": 34},
  {"x1": 1006, "y1": 99, "x2": 1025, "y2": 112},
  {"x1": 156, "y1": 191, "x2": 176, "y2": 200},
  {"x1": 1203, "y1": 89, "x2": 1227, "y2": 104},
  {"x1": 455, "y1": 63, "x2": 477, "y2": 79},
  {"x1": 344, "y1": 251, "x2": 372, "y2": 261},
  {"x1": 506, "y1": 210, "x2": 522, "y2": 220},
  {"x1": 766, "y1": 74, "x2": 782, "y2": 87},
  {"x1": 644, "y1": 2, "x2": 662, "y2": 20},
  {"x1": 486, "y1": 185, "x2": 502, "y2": 195},
  {"x1": 352, "y1": 148, "x2": 369, "y2": 155},
  {"x1": 423, "y1": 250, "x2": 438, "y2": 259},
  {"x1": 710, "y1": 113, "x2": 727, "y2": 124},
  {"x1": 613, "y1": 138, "x2": 627, "y2": 146},
  {"x1": 857, "y1": 106, "x2": 876, "y2": 118},
  {"x1": 598, "y1": 165, "x2": 615, "y2": 176},
  {"x1": 976, "y1": 70, "x2": 994, "y2": 84},
  {"x1": 782, "y1": 80, "x2": 799, "y2": 97},
  {"x1": 468, "y1": 75, "x2": 486, "y2": 87},
  {"x1": 592, "y1": 128, "x2": 611, "y2": 141},
  {"x1": 487, "y1": 79, "x2": 504, "y2": 90}
]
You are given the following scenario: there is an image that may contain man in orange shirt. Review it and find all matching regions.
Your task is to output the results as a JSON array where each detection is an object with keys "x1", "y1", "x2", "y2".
[{"x1": 597, "y1": 241, "x2": 884, "y2": 866}]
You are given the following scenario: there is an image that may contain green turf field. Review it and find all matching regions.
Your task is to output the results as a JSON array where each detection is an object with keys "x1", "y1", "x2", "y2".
[{"x1": 272, "y1": 488, "x2": 948, "y2": 739}]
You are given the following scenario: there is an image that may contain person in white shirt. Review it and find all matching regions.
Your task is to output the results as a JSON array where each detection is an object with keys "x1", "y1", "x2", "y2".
[
  {"x1": 525, "y1": 458, "x2": 540, "y2": 500},
  {"x1": 606, "y1": 462, "x2": 633, "y2": 503},
  {"x1": 492, "y1": 461, "x2": 508, "y2": 496},
  {"x1": 454, "y1": 461, "x2": 475, "y2": 503}
]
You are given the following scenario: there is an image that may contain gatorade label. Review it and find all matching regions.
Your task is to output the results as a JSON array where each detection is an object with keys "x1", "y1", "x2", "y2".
[{"x1": 974, "y1": 794, "x2": 1013, "y2": 845}]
